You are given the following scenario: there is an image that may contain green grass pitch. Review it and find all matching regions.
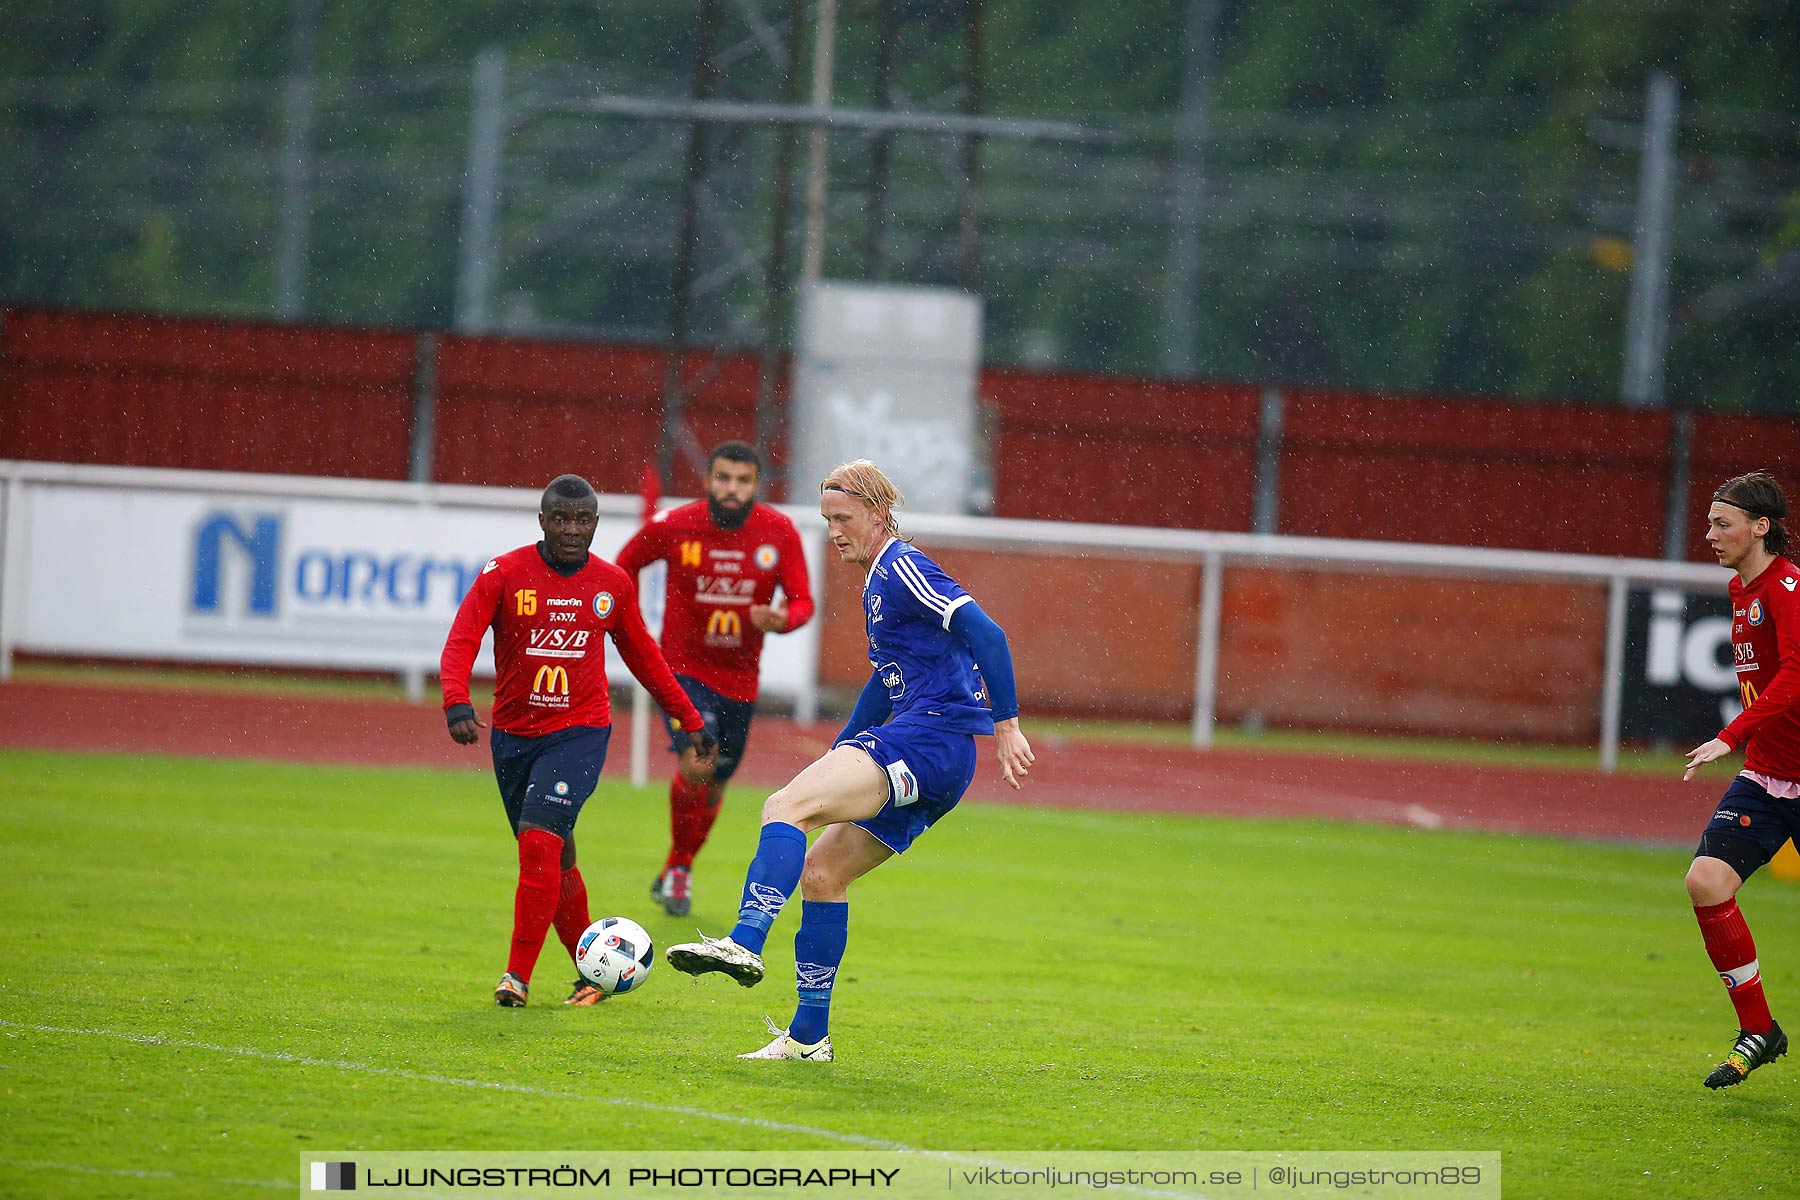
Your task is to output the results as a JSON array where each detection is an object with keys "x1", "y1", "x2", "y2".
[{"x1": 1, "y1": 747, "x2": 1797, "y2": 1199}]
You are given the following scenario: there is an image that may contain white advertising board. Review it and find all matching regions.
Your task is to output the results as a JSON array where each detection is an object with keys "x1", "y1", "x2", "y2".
[
  {"x1": 0, "y1": 468, "x2": 823, "y2": 707},
  {"x1": 788, "y1": 280, "x2": 984, "y2": 515}
]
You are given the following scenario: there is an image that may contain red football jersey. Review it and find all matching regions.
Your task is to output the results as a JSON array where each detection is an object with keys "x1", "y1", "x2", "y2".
[
  {"x1": 440, "y1": 543, "x2": 703, "y2": 738},
  {"x1": 615, "y1": 500, "x2": 814, "y2": 703},
  {"x1": 1719, "y1": 555, "x2": 1800, "y2": 781}
]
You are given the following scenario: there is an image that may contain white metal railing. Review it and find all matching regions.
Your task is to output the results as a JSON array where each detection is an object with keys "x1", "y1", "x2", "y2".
[
  {"x1": 0, "y1": 460, "x2": 1732, "y2": 772},
  {"x1": 899, "y1": 510, "x2": 1729, "y2": 772}
]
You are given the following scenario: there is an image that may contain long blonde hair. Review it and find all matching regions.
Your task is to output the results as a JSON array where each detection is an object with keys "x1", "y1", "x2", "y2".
[{"x1": 821, "y1": 459, "x2": 907, "y2": 541}]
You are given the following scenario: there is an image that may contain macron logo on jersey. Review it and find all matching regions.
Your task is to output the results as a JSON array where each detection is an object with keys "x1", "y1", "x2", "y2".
[{"x1": 1784, "y1": 577, "x2": 1797, "y2": 592}]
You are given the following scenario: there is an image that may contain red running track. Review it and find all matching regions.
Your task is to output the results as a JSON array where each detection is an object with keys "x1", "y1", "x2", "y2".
[{"x1": 0, "y1": 681, "x2": 1709, "y2": 845}]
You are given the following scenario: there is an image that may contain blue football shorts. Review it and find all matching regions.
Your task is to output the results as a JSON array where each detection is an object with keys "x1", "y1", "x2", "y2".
[
  {"x1": 490, "y1": 724, "x2": 611, "y2": 841},
  {"x1": 1695, "y1": 773, "x2": 1800, "y2": 881},
  {"x1": 663, "y1": 673, "x2": 756, "y2": 784},
  {"x1": 838, "y1": 717, "x2": 979, "y2": 855}
]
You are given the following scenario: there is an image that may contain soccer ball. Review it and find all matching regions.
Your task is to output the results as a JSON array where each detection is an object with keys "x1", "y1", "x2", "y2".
[{"x1": 575, "y1": 916, "x2": 655, "y2": 995}]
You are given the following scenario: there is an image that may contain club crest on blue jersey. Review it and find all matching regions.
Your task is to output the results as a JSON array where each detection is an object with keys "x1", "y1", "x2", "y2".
[
  {"x1": 1749, "y1": 599, "x2": 1765, "y2": 626},
  {"x1": 593, "y1": 591, "x2": 614, "y2": 618},
  {"x1": 868, "y1": 594, "x2": 883, "y2": 624}
]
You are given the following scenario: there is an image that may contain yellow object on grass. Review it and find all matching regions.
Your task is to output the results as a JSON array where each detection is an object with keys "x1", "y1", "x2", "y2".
[{"x1": 1770, "y1": 839, "x2": 1800, "y2": 881}]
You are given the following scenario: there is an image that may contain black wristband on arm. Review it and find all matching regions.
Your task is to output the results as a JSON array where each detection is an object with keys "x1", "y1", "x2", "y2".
[{"x1": 445, "y1": 703, "x2": 476, "y2": 728}]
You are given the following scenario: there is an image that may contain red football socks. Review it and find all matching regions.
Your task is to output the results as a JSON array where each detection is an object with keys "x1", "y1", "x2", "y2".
[
  {"x1": 551, "y1": 865, "x2": 590, "y2": 963},
  {"x1": 1695, "y1": 899, "x2": 1774, "y2": 1033},
  {"x1": 506, "y1": 829, "x2": 564, "y2": 984},
  {"x1": 666, "y1": 775, "x2": 715, "y2": 871}
]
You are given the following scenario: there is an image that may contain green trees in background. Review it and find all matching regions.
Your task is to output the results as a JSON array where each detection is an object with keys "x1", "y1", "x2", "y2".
[{"x1": 2, "y1": 0, "x2": 1795, "y2": 408}]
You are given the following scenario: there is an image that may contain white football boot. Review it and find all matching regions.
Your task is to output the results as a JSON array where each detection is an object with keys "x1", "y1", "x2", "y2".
[
  {"x1": 738, "y1": 1015, "x2": 833, "y2": 1062},
  {"x1": 665, "y1": 932, "x2": 765, "y2": 987}
]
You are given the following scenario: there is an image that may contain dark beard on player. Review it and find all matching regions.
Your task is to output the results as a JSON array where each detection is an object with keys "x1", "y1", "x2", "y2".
[{"x1": 708, "y1": 496, "x2": 753, "y2": 530}]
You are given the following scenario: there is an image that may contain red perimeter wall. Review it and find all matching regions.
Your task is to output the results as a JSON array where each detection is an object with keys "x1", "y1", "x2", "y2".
[
  {"x1": 10, "y1": 307, "x2": 1796, "y2": 562},
  {"x1": 0, "y1": 309, "x2": 417, "y2": 478},
  {"x1": 8, "y1": 306, "x2": 1798, "y2": 736},
  {"x1": 429, "y1": 335, "x2": 769, "y2": 497}
]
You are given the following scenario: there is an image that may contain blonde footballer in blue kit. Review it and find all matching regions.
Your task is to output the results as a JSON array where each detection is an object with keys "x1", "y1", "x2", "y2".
[{"x1": 666, "y1": 459, "x2": 1035, "y2": 1060}]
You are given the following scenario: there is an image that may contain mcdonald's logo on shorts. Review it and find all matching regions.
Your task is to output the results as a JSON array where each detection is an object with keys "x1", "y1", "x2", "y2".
[
  {"x1": 705, "y1": 609, "x2": 742, "y2": 641},
  {"x1": 532, "y1": 665, "x2": 571, "y2": 695}
]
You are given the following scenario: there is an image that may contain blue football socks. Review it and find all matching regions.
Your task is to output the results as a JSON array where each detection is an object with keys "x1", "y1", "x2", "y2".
[
  {"x1": 789, "y1": 900, "x2": 848, "y2": 1045},
  {"x1": 728, "y1": 822, "x2": 807, "y2": 955}
]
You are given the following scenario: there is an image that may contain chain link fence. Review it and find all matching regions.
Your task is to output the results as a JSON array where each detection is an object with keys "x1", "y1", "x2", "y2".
[{"x1": 2, "y1": 64, "x2": 1795, "y2": 408}]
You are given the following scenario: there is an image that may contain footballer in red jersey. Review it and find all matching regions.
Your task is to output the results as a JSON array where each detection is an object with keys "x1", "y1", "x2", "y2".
[
  {"x1": 615, "y1": 441, "x2": 815, "y2": 917},
  {"x1": 441, "y1": 474, "x2": 714, "y2": 1008},
  {"x1": 1683, "y1": 470, "x2": 1797, "y2": 1088}
]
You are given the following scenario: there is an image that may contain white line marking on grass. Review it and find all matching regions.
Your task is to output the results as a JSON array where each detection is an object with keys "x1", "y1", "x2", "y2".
[
  {"x1": 3, "y1": 1019, "x2": 1212, "y2": 1199},
  {"x1": 0, "y1": 1156, "x2": 286, "y2": 1191},
  {"x1": 0, "y1": 1018, "x2": 918, "y2": 1149}
]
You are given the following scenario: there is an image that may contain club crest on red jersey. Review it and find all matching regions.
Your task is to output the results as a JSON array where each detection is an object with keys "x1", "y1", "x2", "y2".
[
  {"x1": 1749, "y1": 598, "x2": 1765, "y2": 626},
  {"x1": 593, "y1": 591, "x2": 614, "y2": 618},
  {"x1": 755, "y1": 543, "x2": 779, "y2": 570}
]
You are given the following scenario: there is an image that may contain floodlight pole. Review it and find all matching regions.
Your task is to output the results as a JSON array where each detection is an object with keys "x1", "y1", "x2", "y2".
[
  {"x1": 755, "y1": 0, "x2": 806, "y2": 495},
  {"x1": 456, "y1": 47, "x2": 506, "y2": 334},
  {"x1": 955, "y1": 1, "x2": 985, "y2": 290},
  {"x1": 1622, "y1": 70, "x2": 1678, "y2": 408},
  {"x1": 1163, "y1": 0, "x2": 1220, "y2": 379},
  {"x1": 274, "y1": 0, "x2": 318, "y2": 319},
  {"x1": 800, "y1": 0, "x2": 839, "y2": 282},
  {"x1": 863, "y1": 0, "x2": 897, "y2": 278},
  {"x1": 659, "y1": 0, "x2": 721, "y2": 486}
]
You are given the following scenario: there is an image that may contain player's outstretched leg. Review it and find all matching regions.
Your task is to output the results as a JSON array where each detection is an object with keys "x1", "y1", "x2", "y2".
[
  {"x1": 665, "y1": 822, "x2": 806, "y2": 986},
  {"x1": 1704, "y1": 1021, "x2": 1788, "y2": 1089},
  {"x1": 496, "y1": 828, "x2": 563, "y2": 1006}
]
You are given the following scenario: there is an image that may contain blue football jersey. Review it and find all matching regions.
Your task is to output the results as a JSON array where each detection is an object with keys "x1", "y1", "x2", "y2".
[{"x1": 863, "y1": 539, "x2": 995, "y2": 735}]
